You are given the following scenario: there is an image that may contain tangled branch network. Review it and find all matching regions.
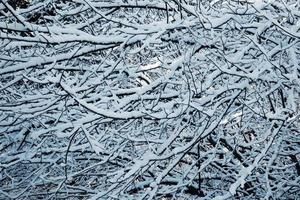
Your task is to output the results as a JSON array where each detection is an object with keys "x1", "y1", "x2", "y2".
[{"x1": 0, "y1": 0, "x2": 299, "y2": 199}]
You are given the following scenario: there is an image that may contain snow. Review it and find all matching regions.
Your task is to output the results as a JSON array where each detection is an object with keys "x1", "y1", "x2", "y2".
[{"x1": 1, "y1": 0, "x2": 299, "y2": 199}]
